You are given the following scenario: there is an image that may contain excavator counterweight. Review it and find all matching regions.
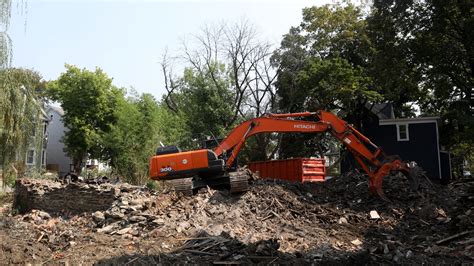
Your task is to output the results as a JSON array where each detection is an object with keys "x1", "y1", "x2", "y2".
[{"x1": 149, "y1": 110, "x2": 418, "y2": 199}]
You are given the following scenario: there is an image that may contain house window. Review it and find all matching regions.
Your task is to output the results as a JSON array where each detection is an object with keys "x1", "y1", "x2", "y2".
[
  {"x1": 26, "y1": 150, "x2": 35, "y2": 165},
  {"x1": 397, "y1": 124, "x2": 409, "y2": 141},
  {"x1": 41, "y1": 150, "x2": 46, "y2": 165}
]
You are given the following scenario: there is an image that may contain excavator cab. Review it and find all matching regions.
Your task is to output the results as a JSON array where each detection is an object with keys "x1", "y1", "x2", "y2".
[{"x1": 156, "y1": 145, "x2": 181, "y2": 155}]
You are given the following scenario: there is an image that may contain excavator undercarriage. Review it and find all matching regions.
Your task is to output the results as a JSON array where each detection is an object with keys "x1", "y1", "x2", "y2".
[{"x1": 170, "y1": 170, "x2": 250, "y2": 196}]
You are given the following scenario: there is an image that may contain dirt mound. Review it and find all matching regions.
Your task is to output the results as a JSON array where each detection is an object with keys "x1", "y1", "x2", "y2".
[{"x1": 1, "y1": 175, "x2": 472, "y2": 264}]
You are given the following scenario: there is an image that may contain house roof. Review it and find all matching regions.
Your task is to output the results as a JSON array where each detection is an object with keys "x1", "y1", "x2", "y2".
[
  {"x1": 46, "y1": 105, "x2": 65, "y2": 116},
  {"x1": 365, "y1": 103, "x2": 395, "y2": 120},
  {"x1": 379, "y1": 116, "x2": 440, "y2": 125},
  {"x1": 364, "y1": 103, "x2": 440, "y2": 125}
]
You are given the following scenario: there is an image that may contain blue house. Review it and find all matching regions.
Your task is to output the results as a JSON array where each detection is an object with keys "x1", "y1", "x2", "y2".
[{"x1": 342, "y1": 104, "x2": 452, "y2": 183}]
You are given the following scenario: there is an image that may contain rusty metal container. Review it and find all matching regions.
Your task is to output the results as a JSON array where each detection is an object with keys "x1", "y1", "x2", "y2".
[{"x1": 248, "y1": 158, "x2": 326, "y2": 183}]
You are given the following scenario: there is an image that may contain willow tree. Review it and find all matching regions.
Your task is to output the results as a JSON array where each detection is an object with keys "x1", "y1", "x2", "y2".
[
  {"x1": 1, "y1": 69, "x2": 44, "y2": 184},
  {"x1": 0, "y1": 0, "x2": 13, "y2": 186},
  {"x1": 0, "y1": 0, "x2": 42, "y2": 186},
  {"x1": 0, "y1": 0, "x2": 12, "y2": 68}
]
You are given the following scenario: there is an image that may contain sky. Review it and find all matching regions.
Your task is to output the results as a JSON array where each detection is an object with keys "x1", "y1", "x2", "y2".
[{"x1": 9, "y1": 0, "x2": 332, "y2": 99}]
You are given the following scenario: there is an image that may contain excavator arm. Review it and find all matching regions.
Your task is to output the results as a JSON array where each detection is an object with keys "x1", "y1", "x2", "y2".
[{"x1": 213, "y1": 110, "x2": 413, "y2": 200}]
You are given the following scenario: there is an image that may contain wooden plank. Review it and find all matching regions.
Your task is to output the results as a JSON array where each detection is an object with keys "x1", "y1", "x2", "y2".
[
  {"x1": 183, "y1": 249, "x2": 218, "y2": 256},
  {"x1": 436, "y1": 230, "x2": 472, "y2": 245}
]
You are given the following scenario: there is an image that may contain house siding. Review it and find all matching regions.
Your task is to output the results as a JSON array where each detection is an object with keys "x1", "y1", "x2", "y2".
[
  {"x1": 24, "y1": 113, "x2": 49, "y2": 171},
  {"x1": 367, "y1": 122, "x2": 441, "y2": 179},
  {"x1": 46, "y1": 108, "x2": 72, "y2": 177},
  {"x1": 440, "y1": 152, "x2": 452, "y2": 184}
]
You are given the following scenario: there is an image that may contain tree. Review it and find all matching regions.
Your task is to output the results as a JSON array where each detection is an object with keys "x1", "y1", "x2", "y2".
[
  {"x1": 1, "y1": 1, "x2": 34, "y2": 186},
  {"x1": 0, "y1": 0, "x2": 12, "y2": 68},
  {"x1": 47, "y1": 65, "x2": 120, "y2": 173},
  {"x1": 366, "y1": 1, "x2": 425, "y2": 116},
  {"x1": 273, "y1": 4, "x2": 379, "y2": 115},
  {"x1": 176, "y1": 66, "x2": 235, "y2": 140},
  {"x1": 0, "y1": 68, "x2": 45, "y2": 185},
  {"x1": 102, "y1": 92, "x2": 154, "y2": 184},
  {"x1": 414, "y1": 0, "x2": 473, "y2": 177},
  {"x1": 272, "y1": 3, "x2": 380, "y2": 158},
  {"x1": 367, "y1": 0, "x2": 473, "y2": 176},
  {"x1": 161, "y1": 20, "x2": 278, "y2": 162},
  {"x1": 1, "y1": 0, "x2": 27, "y2": 68},
  {"x1": 101, "y1": 90, "x2": 190, "y2": 184}
]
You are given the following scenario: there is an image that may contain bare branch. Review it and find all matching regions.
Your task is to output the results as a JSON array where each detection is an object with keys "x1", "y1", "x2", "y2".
[
  {"x1": 160, "y1": 49, "x2": 179, "y2": 113},
  {"x1": 170, "y1": 19, "x2": 278, "y2": 145}
]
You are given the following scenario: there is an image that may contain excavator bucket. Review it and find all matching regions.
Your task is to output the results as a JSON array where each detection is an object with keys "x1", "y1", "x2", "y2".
[
  {"x1": 369, "y1": 160, "x2": 420, "y2": 201},
  {"x1": 369, "y1": 164, "x2": 392, "y2": 201}
]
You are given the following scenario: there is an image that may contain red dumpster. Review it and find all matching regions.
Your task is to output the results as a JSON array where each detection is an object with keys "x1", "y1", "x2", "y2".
[{"x1": 248, "y1": 158, "x2": 326, "y2": 183}]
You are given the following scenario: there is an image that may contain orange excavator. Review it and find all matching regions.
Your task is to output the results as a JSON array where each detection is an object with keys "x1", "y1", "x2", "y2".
[{"x1": 149, "y1": 110, "x2": 417, "y2": 200}]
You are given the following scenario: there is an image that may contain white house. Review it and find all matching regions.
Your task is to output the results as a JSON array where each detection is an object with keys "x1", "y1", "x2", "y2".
[
  {"x1": 24, "y1": 107, "x2": 49, "y2": 171},
  {"x1": 45, "y1": 106, "x2": 72, "y2": 177}
]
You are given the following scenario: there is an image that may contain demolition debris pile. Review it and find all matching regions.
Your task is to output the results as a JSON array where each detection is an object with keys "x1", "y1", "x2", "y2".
[{"x1": 1, "y1": 174, "x2": 472, "y2": 264}]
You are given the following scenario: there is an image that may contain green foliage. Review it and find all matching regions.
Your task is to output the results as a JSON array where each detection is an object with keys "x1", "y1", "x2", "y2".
[
  {"x1": 145, "y1": 180, "x2": 160, "y2": 191},
  {"x1": 366, "y1": 1, "x2": 425, "y2": 116},
  {"x1": 157, "y1": 107, "x2": 192, "y2": 148},
  {"x1": 0, "y1": 2, "x2": 41, "y2": 187},
  {"x1": 293, "y1": 57, "x2": 378, "y2": 111},
  {"x1": 166, "y1": 65, "x2": 236, "y2": 146},
  {"x1": 273, "y1": 1, "x2": 472, "y2": 171},
  {"x1": 47, "y1": 64, "x2": 120, "y2": 172},
  {"x1": 300, "y1": 4, "x2": 370, "y2": 61},
  {"x1": 101, "y1": 91, "x2": 189, "y2": 184},
  {"x1": 101, "y1": 92, "x2": 147, "y2": 184},
  {"x1": 366, "y1": 0, "x2": 473, "y2": 176},
  {"x1": 273, "y1": 3, "x2": 378, "y2": 116},
  {"x1": 45, "y1": 65, "x2": 193, "y2": 185},
  {"x1": 272, "y1": 3, "x2": 379, "y2": 157},
  {"x1": 413, "y1": 1, "x2": 473, "y2": 168}
]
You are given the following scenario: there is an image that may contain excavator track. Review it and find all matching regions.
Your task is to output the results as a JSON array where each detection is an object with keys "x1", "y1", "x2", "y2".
[
  {"x1": 229, "y1": 170, "x2": 250, "y2": 193},
  {"x1": 172, "y1": 178, "x2": 193, "y2": 196}
]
